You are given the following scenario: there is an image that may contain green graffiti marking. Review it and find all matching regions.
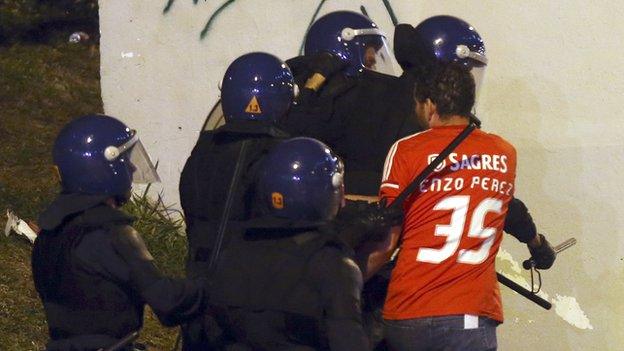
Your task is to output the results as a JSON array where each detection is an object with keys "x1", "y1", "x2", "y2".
[
  {"x1": 163, "y1": 0, "x2": 399, "y2": 46},
  {"x1": 382, "y1": 0, "x2": 399, "y2": 26},
  {"x1": 163, "y1": 0, "x2": 238, "y2": 40},
  {"x1": 298, "y1": 0, "x2": 328, "y2": 55},
  {"x1": 200, "y1": 0, "x2": 236, "y2": 39}
]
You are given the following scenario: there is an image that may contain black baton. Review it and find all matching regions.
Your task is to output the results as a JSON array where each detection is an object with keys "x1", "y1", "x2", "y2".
[{"x1": 497, "y1": 273, "x2": 552, "y2": 310}]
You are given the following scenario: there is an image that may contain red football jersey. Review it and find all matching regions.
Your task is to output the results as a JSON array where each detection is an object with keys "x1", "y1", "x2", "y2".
[{"x1": 380, "y1": 125, "x2": 517, "y2": 322}]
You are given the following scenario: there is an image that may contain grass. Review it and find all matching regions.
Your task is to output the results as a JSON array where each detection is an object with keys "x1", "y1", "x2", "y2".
[{"x1": 0, "y1": 42, "x2": 186, "y2": 350}]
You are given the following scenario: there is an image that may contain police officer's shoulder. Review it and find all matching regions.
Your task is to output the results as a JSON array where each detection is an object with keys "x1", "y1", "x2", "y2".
[
  {"x1": 108, "y1": 223, "x2": 154, "y2": 262},
  {"x1": 310, "y1": 242, "x2": 361, "y2": 278}
]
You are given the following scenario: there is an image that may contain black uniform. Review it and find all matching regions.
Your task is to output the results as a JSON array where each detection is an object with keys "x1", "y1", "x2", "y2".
[
  {"x1": 282, "y1": 57, "x2": 425, "y2": 196},
  {"x1": 32, "y1": 193, "x2": 209, "y2": 351},
  {"x1": 207, "y1": 217, "x2": 369, "y2": 351},
  {"x1": 179, "y1": 120, "x2": 289, "y2": 278}
]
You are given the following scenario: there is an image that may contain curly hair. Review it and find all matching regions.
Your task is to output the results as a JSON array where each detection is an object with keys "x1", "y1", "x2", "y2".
[{"x1": 414, "y1": 62, "x2": 475, "y2": 118}]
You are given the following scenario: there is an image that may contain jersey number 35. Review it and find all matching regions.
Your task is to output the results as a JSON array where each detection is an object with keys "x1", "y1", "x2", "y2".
[{"x1": 417, "y1": 195, "x2": 502, "y2": 265}]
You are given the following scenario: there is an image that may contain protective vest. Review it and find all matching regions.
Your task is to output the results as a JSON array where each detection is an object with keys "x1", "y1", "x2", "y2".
[
  {"x1": 32, "y1": 205, "x2": 143, "y2": 341},
  {"x1": 179, "y1": 121, "x2": 289, "y2": 277},
  {"x1": 210, "y1": 226, "x2": 348, "y2": 319}
]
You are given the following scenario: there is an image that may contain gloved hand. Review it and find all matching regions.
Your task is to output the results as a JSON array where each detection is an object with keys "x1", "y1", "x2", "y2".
[
  {"x1": 301, "y1": 52, "x2": 347, "y2": 92},
  {"x1": 335, "y1": 201, "x2": 403, "y2": 247},
  {"x1": 358, "y1": 202, "x2": 404, "y2": 239},
  {"x1": 308, "y1": 52, "x2": 347, "y2": 79},
  {"x1": 393, "y1": 24, "x2": 436, "y2": 75},
  {"x1": 527, "y1": 234, "x2": 556, "y2": 269}
]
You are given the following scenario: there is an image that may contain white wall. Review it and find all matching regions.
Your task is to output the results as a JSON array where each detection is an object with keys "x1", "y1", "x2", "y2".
[{"x1": 100, "y1": 1, "x2": 624, "y2": 349}]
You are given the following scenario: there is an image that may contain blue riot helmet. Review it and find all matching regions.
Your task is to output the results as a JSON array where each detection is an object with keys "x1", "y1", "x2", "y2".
[
  {"x1": 305, "y1": 11, "x2": 399, "y2": 77},
  {"x1": 256, "y1": 137, "x2": 344, "y2": 222},
  {"x1": 53, "y1": 114, "x2": 160, "y2": 196},
  {"x1": 414, "y1": 15, "x2": 488, "y2": 95},
  {"x1": 221, "y1": 52, "x2": 296, "y2": 123}
]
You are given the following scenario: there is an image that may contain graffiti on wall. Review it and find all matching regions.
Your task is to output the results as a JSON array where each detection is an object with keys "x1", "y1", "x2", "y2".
[{"x1": 161, "y1": 0, "x2": 398, "y2": 54}]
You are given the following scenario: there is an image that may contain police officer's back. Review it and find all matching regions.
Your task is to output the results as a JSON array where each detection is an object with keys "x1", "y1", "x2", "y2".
[
  {"x1": 282, "y1": 11, "x2": 425, "y2": 197},
  {"x1": 209, "y1": 138, "x2": 370, "y2": 351},
  {"x1": 179, "y1": 53, "x2": 294, "y2": 278},
  {"x1": 32, "y1": 115, "x2": 210, "y2": 351}
]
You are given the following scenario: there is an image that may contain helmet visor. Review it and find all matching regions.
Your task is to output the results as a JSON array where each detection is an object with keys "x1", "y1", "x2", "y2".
[
  {"x1": 346, "y1": 27, "x2": 401, "y2": 77},
  {"x1": 114, "y1": 132, "x2": 161, "y2": 184},
  {"x1": 126, "y1": 139, "x2": 161, "y2": 184},
  {"x1": 202, "y1": 99, "x2": 226, "y2": 131},
  {"x1": 356, "y1": 34, "x2": 401, "y2": 77},
  {"x1": 470, "y1": 65, "x2": 486, "y2": 110}
]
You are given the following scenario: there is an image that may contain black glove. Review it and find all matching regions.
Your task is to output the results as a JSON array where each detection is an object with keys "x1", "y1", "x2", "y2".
[
  {"x1": 308, "y1": 52, "x2": 347, "y2": 79},
  {"x1": 335, "y1": 201, "x2": 403, "y2": 247},
  {"x1": 527, "y1": 234, "x2": 556, "y2": 269},
  {"x1": 359, "y1": 202, "x2": 404, "y2": 239},
  {"x1": 393, "y1": 24, "x2": 436, "y2": 75}
]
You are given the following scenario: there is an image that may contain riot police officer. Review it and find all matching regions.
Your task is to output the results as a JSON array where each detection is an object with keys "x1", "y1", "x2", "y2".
[
  {"x1": 179, "y1": 52, "x2": 295, "y2": 279},
  {"x1": 208, "y1": 137, "x2": 373, "y2": 350},
  {"x1": 282, "y1": 11, "x2": 425, "y2": 198},
  {"x1": 31, "y1": 114, "x2": 210, "y2": 351}
]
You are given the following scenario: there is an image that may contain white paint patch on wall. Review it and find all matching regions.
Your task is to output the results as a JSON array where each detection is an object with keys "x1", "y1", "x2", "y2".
[
  {"x1": 553, "y1": 295, "x2": 594, "y2": 330},
  {"x1": 497, "y1": 249, "x2": 593, "y2": 331}
]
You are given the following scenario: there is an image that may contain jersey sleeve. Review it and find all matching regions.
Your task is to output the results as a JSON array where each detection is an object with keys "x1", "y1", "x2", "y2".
[{"x1": 379, "y1": 139, "x2": 412, "y2": 201}]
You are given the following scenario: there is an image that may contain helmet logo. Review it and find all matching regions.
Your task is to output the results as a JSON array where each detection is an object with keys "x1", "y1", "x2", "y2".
[
  {"x1": 271, "y1": 192, "x2": 284, "y2": 209},
  {"x1": 245, "y1": 96, "x2": 262, "y2": 114}
]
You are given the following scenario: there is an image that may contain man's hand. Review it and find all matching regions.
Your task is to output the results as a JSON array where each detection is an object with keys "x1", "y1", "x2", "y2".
[{"x1": 527, "y1": 234, "x2": 556, "y2": 269}]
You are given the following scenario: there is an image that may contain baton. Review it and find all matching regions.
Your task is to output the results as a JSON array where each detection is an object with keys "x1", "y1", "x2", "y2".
[
  {"x1": 523, "y1": 238, "x2": 577, "y2": 270},
  {"x1": 496, "y1": 273, "x2": 552, "y2": 310}
]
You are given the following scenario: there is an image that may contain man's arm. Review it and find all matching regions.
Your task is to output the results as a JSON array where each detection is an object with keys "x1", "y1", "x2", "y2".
[
  {"x1": 358, "y1": 135, "x2": 410, "y2": 280},
  {"x1": 358, "y1": 225, "x2": 402, "y2": 281},
  {"x1": 504, "y1": 197, "x2": 538, "y2": 243},
  {"x1": 311, "y1": 247, "x2": 370, "y2": 351},
  {"x1": 504, "y1": 197, "x2": 556, "y2": 269},
  {"x1": 109, "y1": 225, "x2": 210, "y2": 326}
]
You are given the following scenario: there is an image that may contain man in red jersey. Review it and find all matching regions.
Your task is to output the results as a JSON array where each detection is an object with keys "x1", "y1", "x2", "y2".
[{"x1": 367, "y1": 63, "x2": 556, "y2": 351}]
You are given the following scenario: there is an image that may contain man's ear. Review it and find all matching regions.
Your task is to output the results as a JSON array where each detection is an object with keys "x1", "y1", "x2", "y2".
[
  {"x1": 426, "y1": 98, "x2": 436, "y2": 113},
  {"x1": 426, "y1": 98, "x2": 438, "y2": 124}
]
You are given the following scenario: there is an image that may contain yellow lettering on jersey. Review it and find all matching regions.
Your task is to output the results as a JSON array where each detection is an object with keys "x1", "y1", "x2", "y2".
[
  {"x1": 271, "y1": 192, "x2": 284, "y2": 209},
  {"x1": 245, "y1": 96, "x2": 262, "y2": 114}
]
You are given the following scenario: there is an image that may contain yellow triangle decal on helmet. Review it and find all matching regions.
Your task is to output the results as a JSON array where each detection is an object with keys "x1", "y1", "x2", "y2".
[{"x1": 245, "y1": 96, "x2": 262, "y2": 114}]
